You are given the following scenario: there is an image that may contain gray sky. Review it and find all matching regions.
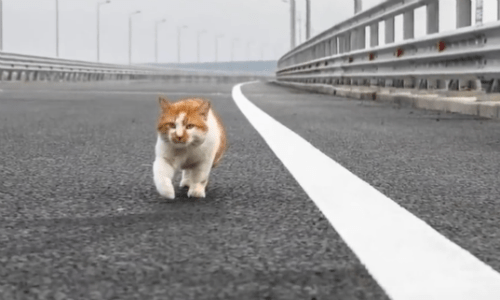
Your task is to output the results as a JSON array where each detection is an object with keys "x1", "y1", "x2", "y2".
[{"x1": 2, "y1": 0, "x2": 498, "y2": 64}]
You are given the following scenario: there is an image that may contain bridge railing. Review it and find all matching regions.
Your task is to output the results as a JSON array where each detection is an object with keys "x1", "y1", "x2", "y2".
[
  {"x1": 0, "y1": 51, "x2": 271, "y2": 83},
  {"x1": 276, "y1": 0, "x2": 500, "y2": 95},
  {"x1": 0, "y1": 51, "x2": 173, "y2": 82}
]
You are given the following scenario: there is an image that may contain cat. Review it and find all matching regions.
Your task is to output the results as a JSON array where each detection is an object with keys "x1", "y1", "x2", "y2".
[{"x1": 153, "y1": 96, "x2": 227, "y2": 199}]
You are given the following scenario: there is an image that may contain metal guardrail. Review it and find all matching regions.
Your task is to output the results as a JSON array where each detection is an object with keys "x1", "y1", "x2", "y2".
[
  {"x1": 0, "y1": 51, "x2": 271, "y2": 82},
  {"x1": 276, "y1": 0, "x2": 500, "y2": 94},
  {"x1": 0, "y1": 51, "x2": 172, "y2": 81}
]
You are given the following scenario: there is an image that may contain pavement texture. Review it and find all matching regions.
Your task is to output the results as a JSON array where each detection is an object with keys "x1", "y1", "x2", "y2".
[
  {"x1": 243, "y1": 82, "x2": 500, "y2": 273},
  {"x1": 0, "y1": 81, "x2": 388, "y2": 300}
]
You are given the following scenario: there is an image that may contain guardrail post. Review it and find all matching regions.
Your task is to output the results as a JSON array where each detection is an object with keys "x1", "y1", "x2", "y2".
[
  {"x1": 344, "y1": 33, "x2": 351, "y2": 52},
  {"x1": 351, "y1": 30, "x2": 357, "y2": 50},
  {"x1": 457, "y1": 0, "x2": 471, "y2": 28},
  {"x1": 427, "y1": 1, "x2": 439, "y2": 34},
  {"x1": 385, "y1": 17, "x2": 395, "y2": 44},
  {"x1": 385, "y1": 78, "x2": 394, "y2": 88},
  {"x1": 338, "y1": 36, "x2": 345, "y2": 53},
  {"x1": 403, "y1": 5, "x2": 414, "y2": 40},
  {"x1": 370, "y1": 23, "x2": 379, "y2": 47},
  {"x1": 358, "y1": 27, "x2": 366, "y2": 49}
]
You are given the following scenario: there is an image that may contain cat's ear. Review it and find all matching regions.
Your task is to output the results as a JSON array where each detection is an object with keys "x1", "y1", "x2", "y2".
[
  {"x1": 158, "y1": 96, "x2": 171, "y2": 110},
  {"x1": 198, "y1": 100, "x2": 211, "y2": 117}
]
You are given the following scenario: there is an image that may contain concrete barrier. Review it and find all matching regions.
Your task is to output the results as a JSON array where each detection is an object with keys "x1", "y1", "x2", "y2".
[{"x1": 270, "y1": 80, "x2": 500, "y2": 120}]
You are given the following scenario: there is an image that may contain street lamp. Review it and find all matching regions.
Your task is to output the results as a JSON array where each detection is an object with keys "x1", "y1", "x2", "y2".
[
  {"x1": 97, "y1": 0, "x2": 111, "y2": 62},
  {"x1": 231, "y1": 38, "x2": 239, "y2": 62},
  {"x1": 56, "y1": 0, "x2": 59, "y2": 57},
  {"x1": 177, "y1": 25, "x2": 188, "y2": 63},
  {"x1": 155, "y1": 18, "x2": 166, "y2": 64},
  {"x1": 197, "y1": 30, "x2": 207, "y2": 63},
  {"x1": 306, "y1": 0, "x2": 311, "y2": 40},
  {"x1": 1, "y1": 0, "x2": 4, "y2": 51},
  {"x1": 354, "y1": 0, "x2": 362, "y2": 14},
  {"x1": 281, "y1": 0, "x2": 296, "y2": 49},
  {"x1": 128, "y1": 10, "x2": 141, "y2": 65},
  {"x1": 297, "y1": 14, "x2": 302, "y2": 44},
  {"x1": 215, "y1": 34, "x2": 224, "y2": 62}
]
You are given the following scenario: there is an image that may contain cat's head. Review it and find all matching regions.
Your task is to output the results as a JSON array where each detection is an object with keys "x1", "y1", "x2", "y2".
[{"x1": 157, "y1": 96, "x2": 211, "y2": 148}]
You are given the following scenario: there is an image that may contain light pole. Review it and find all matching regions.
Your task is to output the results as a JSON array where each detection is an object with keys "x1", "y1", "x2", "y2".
[
  {"x1": 281, "y1": 0, "x2": 296, "y2": 49},
  {"x1": 354, "y1": 0, "x2": 362, "y2": 13},
  {"x1": 306, "y1": 0, "x2": 311, "y2": 40},
  {"x1": 177, "y1": 25, "x2": 188, "y2": 63},
  {"x1": 231, "y1": 38, "x2": 238, "y2": 62},
  {"x1": 56, "y1": 0, "x2": 59, "y2": 57},
  {"x1": 128, "y1": 10, "x2": 141, "y2": 65},
  {"x1": 155, "y1": 19, "x2": 166, "y2": 63},
  {"x1": 97, "y1": 0, "x2": 111, "y2": 62},
  {"x1": 297, "y1": 14, "x2": 302, "y2": 44},
  {"x1": 0, "y1": 0, "x2": 3, "y2": 51},
  {"x1": 197, "y1": 30, "x2": 207, "y2": 63},
  {"x1": 215, "y1": 34, "x2": 224, "y2": 62}
]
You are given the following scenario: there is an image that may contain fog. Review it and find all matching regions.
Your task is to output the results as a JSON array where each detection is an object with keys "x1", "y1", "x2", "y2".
[{"x1": 1, "y1": 0, "x2": 498, "y2": 64}]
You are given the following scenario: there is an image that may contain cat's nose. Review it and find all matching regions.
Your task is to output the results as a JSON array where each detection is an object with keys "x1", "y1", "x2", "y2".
[{"x1": 173, "y1": 135, "x2": 184, "y2": 142}]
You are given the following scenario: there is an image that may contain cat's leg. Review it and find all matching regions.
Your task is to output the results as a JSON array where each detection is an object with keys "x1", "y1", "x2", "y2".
[
  {"x1": 187, "y1": 162, "x2": 212, "y2": 198},
  {"x1": 180, "y1": 169, "x2": 192, "y2": 188},
  {"x1": 153, "y1": 157, "x2": 176, "y2": 199}
]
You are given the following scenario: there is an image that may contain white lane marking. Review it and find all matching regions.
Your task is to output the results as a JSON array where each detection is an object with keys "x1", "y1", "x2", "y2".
[{"x1": 232, "y1": 82, "x2": 500, "y2": 300}]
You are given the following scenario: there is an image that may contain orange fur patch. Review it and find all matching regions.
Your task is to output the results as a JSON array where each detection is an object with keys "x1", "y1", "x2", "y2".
[{"x1": 157, "y1": 97, "x2": 209, "y2": 134}]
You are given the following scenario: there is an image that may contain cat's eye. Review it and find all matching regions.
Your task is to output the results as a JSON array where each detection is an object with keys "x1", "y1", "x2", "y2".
[
  {"x1": 168, "y1": 123, "x2": 176, "y2": 129},
  {"x1": 186, "y1": 124, "x2": 195, "y2": 129}
]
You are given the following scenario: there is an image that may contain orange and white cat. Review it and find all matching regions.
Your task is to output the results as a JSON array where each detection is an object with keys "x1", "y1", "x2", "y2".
[{"x1": 153, "y1": 96, "x2": 226, "y2": 199}]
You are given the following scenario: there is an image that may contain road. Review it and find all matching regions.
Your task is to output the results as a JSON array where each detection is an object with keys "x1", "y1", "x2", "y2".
[{"x1": 1, "y1": 79, "x2": 500, "y2": 299}]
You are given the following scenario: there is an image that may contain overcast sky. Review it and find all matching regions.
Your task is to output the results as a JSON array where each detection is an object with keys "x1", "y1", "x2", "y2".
[{"x1": 1, "y1": 0, "x2": 498, "y2": 64}]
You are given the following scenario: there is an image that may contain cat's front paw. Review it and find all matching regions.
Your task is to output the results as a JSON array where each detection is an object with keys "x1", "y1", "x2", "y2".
[
  {"x1": 187, "y1": 185, "x2": 206, "y2": 198},
  {"x1": 157, "y1": 181, "x2": 175, "y2": 199}
]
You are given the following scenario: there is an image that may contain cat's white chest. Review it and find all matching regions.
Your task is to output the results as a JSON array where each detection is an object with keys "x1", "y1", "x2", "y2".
[{"x1": 159, "y1": 142, "x2": 207, "y2": 170}]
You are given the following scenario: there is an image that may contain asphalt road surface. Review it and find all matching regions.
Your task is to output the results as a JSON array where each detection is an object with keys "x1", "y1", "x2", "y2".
[{"x1": 1, "y1": 80, "x2": 499, "y2": 299}]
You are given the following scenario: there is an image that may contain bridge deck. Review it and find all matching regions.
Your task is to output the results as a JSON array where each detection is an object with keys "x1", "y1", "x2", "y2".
[{"x1": 1, "y1": 80, "x2": 499, "y2": 299}]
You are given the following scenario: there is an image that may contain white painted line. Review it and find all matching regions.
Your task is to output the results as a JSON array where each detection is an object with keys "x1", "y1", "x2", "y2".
[{"x1": 232, "y1": 82, "x2": 500, "y2": 300}]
